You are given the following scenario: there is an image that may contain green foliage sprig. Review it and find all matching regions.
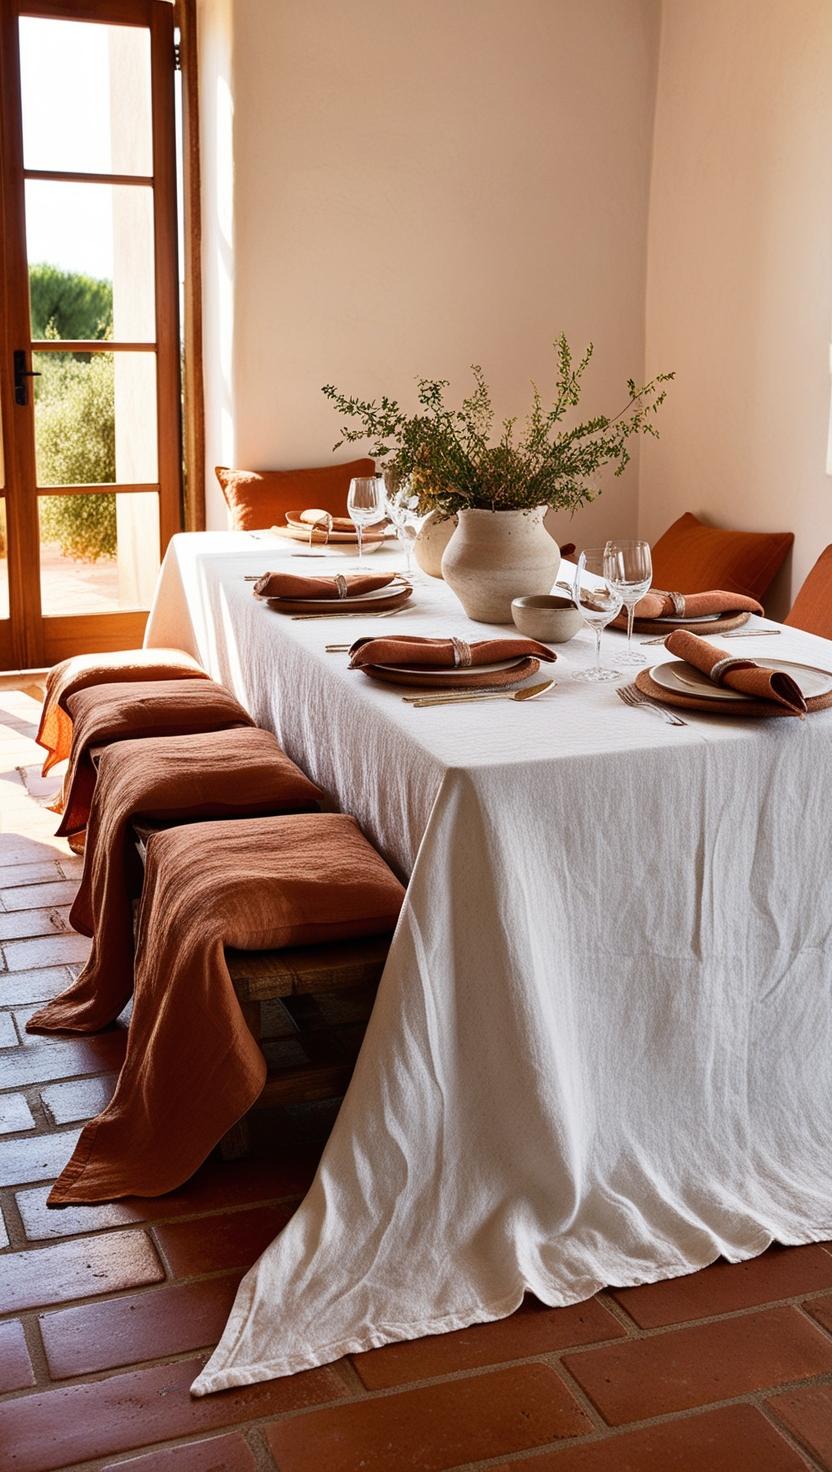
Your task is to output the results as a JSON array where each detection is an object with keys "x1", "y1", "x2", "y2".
[{"x1": 323, "y1": 336, "x2": 674, "y2": 517}]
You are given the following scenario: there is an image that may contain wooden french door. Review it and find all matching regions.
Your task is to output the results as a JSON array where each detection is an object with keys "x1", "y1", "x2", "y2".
[{"x1": 0, "y1": 0, "x2": 181, "y2": 670}]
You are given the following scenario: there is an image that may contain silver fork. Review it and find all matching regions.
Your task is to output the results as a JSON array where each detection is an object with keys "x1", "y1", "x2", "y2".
[
  {"x1": 616, "y1": 683, "x2": 687, "y2": 727},
  {"x1": 639, "y1": 630, "x2": 781, "y2": 646}
]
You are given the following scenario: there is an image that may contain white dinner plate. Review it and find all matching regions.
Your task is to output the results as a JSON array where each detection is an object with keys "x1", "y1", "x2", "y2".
[
  {"x1": 650, "y1": 612, "x2": 731, "y2": 625},
  {"x1": 652, "y1": 658, "x2": 832, "y2": 703},
  {"x1": 389, "y1": 657, "x2": 526, "y2": 678}
]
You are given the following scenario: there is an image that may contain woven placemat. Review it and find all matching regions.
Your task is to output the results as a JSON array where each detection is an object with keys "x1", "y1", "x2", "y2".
[
  {"x1": 635, "y1": 668, "x2": 832, "y2": 718},
  {"x1": 614, "y1": 611, "x2": 751, "y2": 637},
  {"x1": 362, "y1": 654, "x2": 542, "y2": 690}
]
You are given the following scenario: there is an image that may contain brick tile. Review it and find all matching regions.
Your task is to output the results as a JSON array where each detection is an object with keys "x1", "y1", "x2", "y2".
[
  {"x1": 611, "y1": 1245, "x2": 832, "y2": 1328},
  {"x1": 0, "y1": 966, "x2": 73, "y2": 1006},
  {"x1": 0, "y1": 1354, "x2": 344, "y2": 1472},
  {"x1": 0, "y1": 1092, "x2": 36, "y2": 1135},
  {"x1": 0, "y1": 907, "x2": 70, "y2": 940},
  {"x1": 0, "y1": 1320, "x2": 35, "y2": 1394},
  {"x1": 40, "y1": 1073, "x2": 116, "y2": 1126},
  {"x1": 4, "y1": 933, "x2": 89, "y2": 970},
  {"x1": 0, "y1": 1228, "x2": 164, "y2": 1313},
  {"x1": 155, "y1": 1203, "x2": 294, "y2": 1277},
  {"x1": 58, "y1": 856, "x2": 85, "y2": 876},
  {"x1": 0, "y1": 839, "x2": 63, "y2": 869},
  {"x1": 267, "y1": 1363, "x2": 588, "y2": 1472},
  {"x1": 494, "y1": 1403, "x2": 809, "y2": 1472},
  {"x1": 0, "y1": 1206, "x2": 9, "y2": 1250},
  {"x1": 0, "y1": 1009, "x2": 18, "y2": 1046},
  {"x1": 768, "y1": 1383, "x2": 832, "y2": 1468},
  {"x1": 1, "y1": 881, "x2": 78, "y2": 911},
  {"x1": 564, "y1": 1305, "x2": 832, "y2": 1424},
  {"x1": 805, "y1": 1292, "x2": 832, "y2": 1335},
  {"x1": 41, "y1": 1273, "x2": 244, "y2": 1378},
  {"x1": 0, "y1": 1127, "x2": 81, "y2": 1187},
  {"x1": 101, "y1": 1433, "x2": 257, "y2": 1472},
  {"x1": 1, "y1": 1027, "x2": 126, "y2": 1087},
  {"x1": 354, "y1": 1295, "x2": 625, "y2": 1389},
  {"x1": 17, "y1": 1187, "x2": 154, "y2": 1241},
  {"x1": 0, "y1": 862, "x2": 64, "y2": 889},
  {"x1": 17, "y1": 1153, "x2": 312, "y2": 1241}
]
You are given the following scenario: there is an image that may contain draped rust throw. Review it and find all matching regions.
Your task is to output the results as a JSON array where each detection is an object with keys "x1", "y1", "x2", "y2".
[
  {"x1": 36, "y1": 648, "x2": 209, "y2": 776},
  {"x1": 27, "y1": 729, "x2": 321, "y2": 1036},
  {"x1": 56, "y1": 680, "x2": 254, "y2": 841},
  {"x1": 45, "y1": 814, "x2": 405, "y2": 1204}
]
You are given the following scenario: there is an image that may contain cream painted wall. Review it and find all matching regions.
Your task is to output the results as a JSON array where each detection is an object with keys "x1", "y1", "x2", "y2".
[
  {"x1": 199, "y1": 0, "x2": 661, "y2": 542},
  {"x1": 640, "y1": 0, "x2": 832, "y2": 615}
]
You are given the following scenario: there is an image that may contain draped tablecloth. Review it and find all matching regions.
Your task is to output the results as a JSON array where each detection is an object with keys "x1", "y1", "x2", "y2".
[{"x1": 144, "y1": 531, "x2": 832, "y2": 1394}]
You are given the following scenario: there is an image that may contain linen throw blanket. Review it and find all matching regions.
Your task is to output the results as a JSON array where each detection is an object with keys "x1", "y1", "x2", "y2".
[
  {"x1": 56, "y1": 679, "x2": 254, "y2": 841},
  {"x1": 37, "y1": 648, "x2": 209, "y2": 775},
  {"x1": 665, "y1": 630, "x2": 807, "y2": 715},
  {"x1": 27, "y1": 728, "x2": 321, "y2": 1035},
  {"x1": 44, "y1": 814, "x2": 405, "y2": 1204}
]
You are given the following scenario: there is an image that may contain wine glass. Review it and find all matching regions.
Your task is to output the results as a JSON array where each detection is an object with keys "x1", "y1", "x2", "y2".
[
  {"x1": 571, "y1": 548, "x2": 624, "y2": 682},
  {"x1": 347, "y1": 476, "x2": 385, "y2": 568},
  {"x1": 603, "y1": 539, "x2": 653, "y2": 666},
  {"x1": 383, "y1": 473, "x2": 424, "y2": 576}
]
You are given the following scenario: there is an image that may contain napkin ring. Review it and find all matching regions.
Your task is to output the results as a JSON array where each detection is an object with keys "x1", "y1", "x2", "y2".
[
  {"x1": 307, "y1": 513, "x2": 332, "y2": 546},
  {"x1": 668, "y1": 591, "x2": 686, "y2": 615},
  {"x1": 451, "y1": 637, "x2": 472, "y2": 668},
  {"x1": 334, "y1": 573, "x2": 348, "y2": 600},
  {"x1": 709, "y1": 655, "x2": 751, "y2": 684}
]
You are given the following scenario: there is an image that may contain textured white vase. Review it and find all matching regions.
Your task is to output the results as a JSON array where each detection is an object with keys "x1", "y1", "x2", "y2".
[
  {"x1": 441, "y1": 505, "x2": 560, "y2": 623},
  {"x1": 413, "y1": 511, "x2": 457, "y2": 578}
]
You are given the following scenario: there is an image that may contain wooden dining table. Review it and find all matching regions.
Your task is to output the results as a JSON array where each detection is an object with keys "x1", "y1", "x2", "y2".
[{"x1": 144, "y1": 530, "x2": 832, "y2": 1395}]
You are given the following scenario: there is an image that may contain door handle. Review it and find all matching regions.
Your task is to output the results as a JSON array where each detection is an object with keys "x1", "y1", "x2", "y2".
[{"x1": 13, "y1": 349, "x2": 40, "y2": 407}]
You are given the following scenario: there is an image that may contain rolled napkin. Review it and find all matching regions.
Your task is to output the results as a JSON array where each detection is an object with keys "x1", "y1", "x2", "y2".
[
  {"x1": 254, "y1": 571, "x2": 396, "y2": 600},
  {"x1": 348, "y1": 635, "x2": 556, "y2": 670},
  {"x1": 626, "y1": 588, "x2": 764, "y2": 621},
  {"x1": 665, "y1": 630, "x2": 807, "y2": 716},
  {"x1": 297, "y1": 508, "x2": 354, "y2": 532}
]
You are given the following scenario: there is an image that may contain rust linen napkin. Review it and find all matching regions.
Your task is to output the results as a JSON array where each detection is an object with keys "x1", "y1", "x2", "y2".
[
  {"x1": 27, "y1": 728, "x2": 321, "y2": 1036},
  {"x1": 631, "y1": 589, "x2": 764, "y2": 620},
  {"x1": 253, "y1": 571, "x2": 395, "y2": 600},
  {"x1": 348, "y1": 635, "x2": 556, "y2": 670},
  {"x1": 45, "y1": 813, "x2": 405, "y2": 1204},
  {"x1": 665, "y1": 630, "x2": 807, "y2": 716},
  {"x1": 36, "y1": 648, "x2": 209, "y2": 776},
  {"x1": 56, "y1": 679, "x2": 254, "y2": 841}
]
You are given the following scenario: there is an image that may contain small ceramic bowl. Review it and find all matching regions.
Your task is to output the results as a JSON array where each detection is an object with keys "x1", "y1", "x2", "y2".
[{"x1": 511, "y1": 594, "x2": 582, "y2": 644}]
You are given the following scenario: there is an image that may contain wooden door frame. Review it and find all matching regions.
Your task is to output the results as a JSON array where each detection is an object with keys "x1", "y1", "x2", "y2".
[{"x1": 0, "y1": 0, "x2": 184, "y2": 669}]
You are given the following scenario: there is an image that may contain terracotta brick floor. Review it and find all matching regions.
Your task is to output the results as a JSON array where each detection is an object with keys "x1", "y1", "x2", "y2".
[{"x1": 1, "y1": 682, "x2": 831, "y2": 1471}]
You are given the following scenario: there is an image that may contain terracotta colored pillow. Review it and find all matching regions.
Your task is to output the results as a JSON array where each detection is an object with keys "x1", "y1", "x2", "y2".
[
  {"x1": 216, "y1": 459, "x2": 376, "y2": 531},
  {"x1": 785, "y1": 544, "x2": 832, "y2": 639},
  {"x1": 650, "y1": 512, "x2": 793, "y2": 605}
]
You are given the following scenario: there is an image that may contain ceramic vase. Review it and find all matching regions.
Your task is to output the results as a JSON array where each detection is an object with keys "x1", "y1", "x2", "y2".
[
  {"x1": 441, "y1": 505, "x2": 560, "y2": 623},
  {"x1": 413, "y1": 511, "x2": 457, "y2": 578}
]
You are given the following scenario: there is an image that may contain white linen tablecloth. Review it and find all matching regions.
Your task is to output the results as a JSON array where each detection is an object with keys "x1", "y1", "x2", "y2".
[{"x1": 145, "y1": 532, "x2": 832, "y2": 1393}]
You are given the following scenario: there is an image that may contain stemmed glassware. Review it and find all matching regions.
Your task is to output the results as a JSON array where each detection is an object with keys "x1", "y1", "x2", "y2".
[
  {"x1": 603, "y1": 539, "x2": 653, "y2": 666},
  {"x1": 383, "y1": 473, "x2": 424, "y2": 576},
  {"x1": 571, "y1": 548, "x2": 624, "y2": 682},
  {"x1": 347, "y1": 476, "x2": 385, "y2": 568}
]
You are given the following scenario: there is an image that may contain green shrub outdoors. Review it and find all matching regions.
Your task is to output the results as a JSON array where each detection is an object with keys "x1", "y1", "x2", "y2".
[{"x1": 31, "y1": 264, "x2": 116, "y2": 562}]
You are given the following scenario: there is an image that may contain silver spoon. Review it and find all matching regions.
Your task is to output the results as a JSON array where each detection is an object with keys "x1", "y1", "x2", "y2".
[{"x1": 408, "y1": 679, "x2": 556, "y2": 708}]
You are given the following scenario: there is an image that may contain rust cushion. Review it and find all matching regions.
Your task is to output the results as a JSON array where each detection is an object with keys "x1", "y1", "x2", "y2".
[
  {"x1": 785, "y1": 544, "x2": 832, "y2": 639},
  {"x1": 650, "y1": 512, "x2": 793, "y2": 604},
  {"x1": 216, "y1": 459, "x2": 376, "y2": 531}
]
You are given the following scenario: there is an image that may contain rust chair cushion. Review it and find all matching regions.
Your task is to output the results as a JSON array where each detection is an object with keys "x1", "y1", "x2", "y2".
[
  {"x1": 650, "y1": 512, "x2": 793, "y2": 605},
  {"x1": 216, "y1": 459, "x2": 376, "y2": 531},
  {"x1": 37, "y1": 647, "x2": 208, "y2": 775},
  {"x1": 784, "y1": 545, "x2": 832, "y2": 640}
]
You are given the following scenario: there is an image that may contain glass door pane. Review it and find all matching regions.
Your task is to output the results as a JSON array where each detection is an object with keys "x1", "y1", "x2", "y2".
[
  {"x1": 19, "y1": 18, "x2": 152, "y2": 175},
  {"x1": 39, "y1": 491, "x2": 160, "y2": 615},
  {"x1": 33, "y1": 351, "x2": 158, "y2": 485}
]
